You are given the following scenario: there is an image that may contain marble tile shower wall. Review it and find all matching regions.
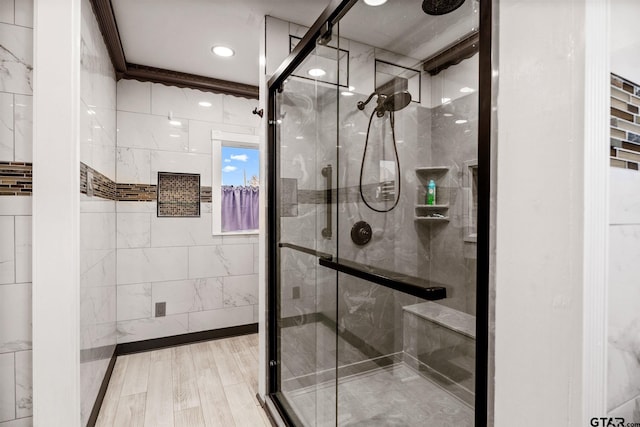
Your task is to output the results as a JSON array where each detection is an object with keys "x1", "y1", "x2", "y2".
[
  {"x1": 269, "y1": 16, "x2": 478, "y2": 362},
  {"x1": 0, "y1": 1, "x2": 34, "y2": 425},
  {"x1": 79, "y1": 0, "x2": 117, "y2": 424},
  {"x1": 115, "y1": 79, "x2": 261, "y2": 343},
  {"x1": 608, "y1": 167, "x2": 640, "y2": 419},
  {"x1": 430, "y1": 91, "x2": 478, "y2": 315}
]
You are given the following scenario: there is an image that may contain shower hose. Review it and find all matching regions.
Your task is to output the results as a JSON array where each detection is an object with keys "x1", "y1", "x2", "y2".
[{"x1": 359, "y1": 109, "x2": 401, "y2": 213}]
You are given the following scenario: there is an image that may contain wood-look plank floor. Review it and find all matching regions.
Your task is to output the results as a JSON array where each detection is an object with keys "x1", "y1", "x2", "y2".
[{"x1": 96, "y1": 334, "x2": 271, "y2": 427}]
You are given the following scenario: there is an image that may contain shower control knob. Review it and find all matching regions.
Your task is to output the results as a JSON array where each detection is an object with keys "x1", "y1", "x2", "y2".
[{"x1": 351, "y1": 221, "x2": 372, "y2": 246}]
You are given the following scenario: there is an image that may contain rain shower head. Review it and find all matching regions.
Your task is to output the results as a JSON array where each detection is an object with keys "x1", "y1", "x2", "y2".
[
  {"x1": 381, "y1": 91, "x2": 412, "y2": 112},
  {"x1": 422, "y1": 0, "x2": 465, "y2": 15},
  {"x1": 357, "y1": 91, "x2": 412, "y2": 116}
]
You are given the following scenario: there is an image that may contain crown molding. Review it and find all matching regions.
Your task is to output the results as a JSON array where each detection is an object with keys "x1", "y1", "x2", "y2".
[{"x1": 87, "y1": 0, "x2": 259, "y2": 99}]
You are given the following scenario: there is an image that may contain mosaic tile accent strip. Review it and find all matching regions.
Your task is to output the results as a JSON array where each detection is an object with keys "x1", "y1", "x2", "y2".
[
  {"x1": 80, "y1": 162, "x2": 117, "y2": 200},
  {"x1": 117, "y1": 183, "x2": 158, "y2": 202},
  {"x1": 157, "y1": 172, "x2": 201, "y2": 217},
  {"x1": 0, "y1": 161, "x2": 32, "y2": 196},
  {"x1": 611, "y1": 74, "x2": 640, "y2": 171}
]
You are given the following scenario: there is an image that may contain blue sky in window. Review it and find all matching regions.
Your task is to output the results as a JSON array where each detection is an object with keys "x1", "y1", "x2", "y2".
[{"x1": 221, "y1": 146, "x2": 259, "y2": 186}]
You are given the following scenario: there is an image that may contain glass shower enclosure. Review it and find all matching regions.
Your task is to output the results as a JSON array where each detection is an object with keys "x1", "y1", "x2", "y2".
[{"x1": 267, "y1": 0, "x2": 491, "y2": 425}]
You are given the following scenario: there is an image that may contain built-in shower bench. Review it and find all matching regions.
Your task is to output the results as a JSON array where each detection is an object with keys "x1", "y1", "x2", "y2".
[{"x1": 402, "y1": 301, "x2": 476, "y2": 406}]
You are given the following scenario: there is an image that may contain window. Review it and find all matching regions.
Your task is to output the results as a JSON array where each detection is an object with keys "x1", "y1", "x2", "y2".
[{"x1": 211, "y1": 131, "x2": 260, "y2": 235}]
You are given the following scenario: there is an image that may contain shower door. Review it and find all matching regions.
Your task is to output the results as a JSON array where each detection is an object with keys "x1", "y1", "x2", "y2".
[
  {"x1": 269, "y1": 0, "x2": 488, "y2": 425},
  {"x1": 270, "y1": 37, "x2": 341, "y2": 426}
]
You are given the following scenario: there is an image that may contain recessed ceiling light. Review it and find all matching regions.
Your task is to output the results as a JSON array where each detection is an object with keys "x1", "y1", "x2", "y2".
[
  {"x1": 460, "y1": 87, "x2": 475, "y2": 93},
  {"x1": 443, "y1": 113, "x2": 453, "y2": 117},
  {"x1": 169, "y1": 133, "x2": 180, "y2": 138},
  {"x1": 169, "y1": 120, "x2": 182, "y2": 127},
  {"x1": 212, "y1": 46, "x2": 235, "y2": 57},
  {"x1": 308, "y1": 68, "x2": 326, "y2": 77},
  {"x1": 455, "y1": 119, "x2": 468, "y2": 124},
  {"x1": 341, "y1": 91, "x2": 354, "y2": 97},
  {"x1": 295, "y1": 136, "x2": 304, "y2": 140},
  {"x1": 198, "y1": 101, "x2": 212, "y2": 107},
  {"x1": 364, "y1": 0, "x2": 387, "y2": 5}
]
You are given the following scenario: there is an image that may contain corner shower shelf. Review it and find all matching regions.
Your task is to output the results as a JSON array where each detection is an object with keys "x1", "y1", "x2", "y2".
[
  {"x1": 415, "y1": 204, "x2": 449, "y2": 210},
  {"x1": 415, "y1": 166, "x2": 449, "y2": 176},
  {"x1": 415, "y1": 167, "x2": 450, "y2": 219},
  {"x1": 414, "y1": 216, "x2": 450, "y2": 223}
]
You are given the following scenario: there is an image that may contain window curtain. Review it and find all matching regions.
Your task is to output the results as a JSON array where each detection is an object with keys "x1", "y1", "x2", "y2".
[{"x1": 221, "y1": 186, "x2": 259, "y2": 232}]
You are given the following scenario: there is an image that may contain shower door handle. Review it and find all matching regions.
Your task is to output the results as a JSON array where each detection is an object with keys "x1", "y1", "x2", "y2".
[{"x1": 321, "y1": 165, "x2": 332, "y2": 239}]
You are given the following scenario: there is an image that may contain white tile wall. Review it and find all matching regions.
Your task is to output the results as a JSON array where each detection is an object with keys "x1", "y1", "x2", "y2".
[
  {"x1": 117, "y1": 247, "x2": 189, "y2": 285},
  {"x1": 13, "y1": 95, "x2": 32, "y2": 162},
  {"x1": 117, "y1": 111, "x2": 189, "y2": 152},
  {"x1": 80, "y1": 249, "x2": 116, "y2": 288},
  {"x1": 149, "y1": 150, "x2": 211, "y2": 185},
  {"x1": 0, "y1": 3, "x2": 34, "y2": 426},
  {"x1": 0, "y1": 92, "x2": 13, "y2": 160},
  {"x1": 0, "y1": 23, "x2": 32, "y2": 95},
  {"x1": 117, "y1": 314, "x2": 189, "y2": 344},
  {"x1": 116, "y1": 147, "x2": 151, "y2": 184},
  {"x1": 0, "y1": 283, "x2": 31, "y2": 353},
  {"x1": 80, "y1": 0, "x2": 117, "y2": 424},
  {"x1": 116, "y1": 212, "x2": 151, "y2": 249},
  {"x1": 115, "y1": 79, "x2": 261, "y2": 343},
  {"x1": 0, "y1": 217, "x2": 15, "y2": 285},
  {"x1": 609, "y1": 167, "x2": 640, "y2": 414},
  {"x1": 151, "y1": 84, "x2": 224, "y2": 123},
  {"x1": 0, "y1": 7, "x2": 33, "y2": 426},
  {"x1": 0, "y1": 2, "x2": 13, "y2": 24},
  {"x1": 117, "y1": 283, "x2": 151, "y2": 321},
  {"x1": 14, "y1": 0, "x2": 33, "y2": 28},
  {"x1": 0, "y1": 352, "x2": 14, "y2": 422},
  {"x1": 14, "y1": 216, "x2": 30, "y2": 284},
  {"x1": 188, "y1": 244, "x2": 255, "y2": 279},
  {"x1": 152, "y1": 278, "x2": 223, "y2": 316},
  {"x1": 116, "y1": 80, "x2": 151, "y2": 114},
  {"x1": 14, "y1": 350, "x2": 31, "y2": 418},
  {"x1": 222, "y1": 274, "x2": 258, "y2": 307},
  {"x1": 188, "y1": 305, "x2": 254, "y2": 333},
  {"x1": 150, "y1": 215, "x2": 222, "y2": 248}
]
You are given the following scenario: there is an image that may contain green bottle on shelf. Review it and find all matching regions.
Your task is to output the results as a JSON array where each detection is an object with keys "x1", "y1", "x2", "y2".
[{"x1": 427, "y1": 179, "x2": 436, "y2": 205}]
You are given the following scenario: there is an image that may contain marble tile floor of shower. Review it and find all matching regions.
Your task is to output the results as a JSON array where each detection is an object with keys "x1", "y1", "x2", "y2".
[
  {"x1": 280, "y1": 322, "x2": 473, "y2": 426},
  {"x1": 95, "y1": 334, "x2": 271, "y2": 427}
]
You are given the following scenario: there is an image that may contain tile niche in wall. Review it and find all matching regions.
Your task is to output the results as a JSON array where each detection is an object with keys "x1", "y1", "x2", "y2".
[{"x1": 157, "y1": 172, "x2": 201, "y2": 217}]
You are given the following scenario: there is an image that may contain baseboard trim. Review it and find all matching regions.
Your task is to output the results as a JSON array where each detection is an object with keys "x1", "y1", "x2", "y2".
[
  {"x1": 86, "y1": 350, "x2": 117, "y2": 427},
  {"x1": 115, "y1": 323, "x2": 259, "y2": 356}
]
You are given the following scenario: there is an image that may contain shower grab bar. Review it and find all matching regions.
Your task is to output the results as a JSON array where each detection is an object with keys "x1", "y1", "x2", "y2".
[
  {"x1": 318, "y1": 258, "x2": 447, "y2": 301},
  {"x1": 321, "y1": 165, "x2": 332, "y2": 239},
  {"x1": 278, "y1": 242, "x2": 332, "y2": 260}
]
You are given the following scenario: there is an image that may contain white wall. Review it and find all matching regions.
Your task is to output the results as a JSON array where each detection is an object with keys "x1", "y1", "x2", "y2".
[
  {"x1": 0, "y1": 1, "x2": 34, "y2": 425},
  {"x1": 115, "y1": 80, "x2": 262, "y2": 343},
  {"x1": 494, "y1": 0, "x2": 588, "y2": 424}
]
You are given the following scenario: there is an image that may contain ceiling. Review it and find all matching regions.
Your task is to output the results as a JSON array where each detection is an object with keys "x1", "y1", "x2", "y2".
[
  {"x1": 111, "y1": 0, "x2": 478, "y2": 87},
  {"x1": 111, "y1": 0, "x2": 329, "y2": 87}
]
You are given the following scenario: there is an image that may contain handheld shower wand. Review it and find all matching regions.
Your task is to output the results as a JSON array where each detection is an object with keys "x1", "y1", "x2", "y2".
[{"x1": 357, "y1": 91, "x2": 412, "y2": 213}]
